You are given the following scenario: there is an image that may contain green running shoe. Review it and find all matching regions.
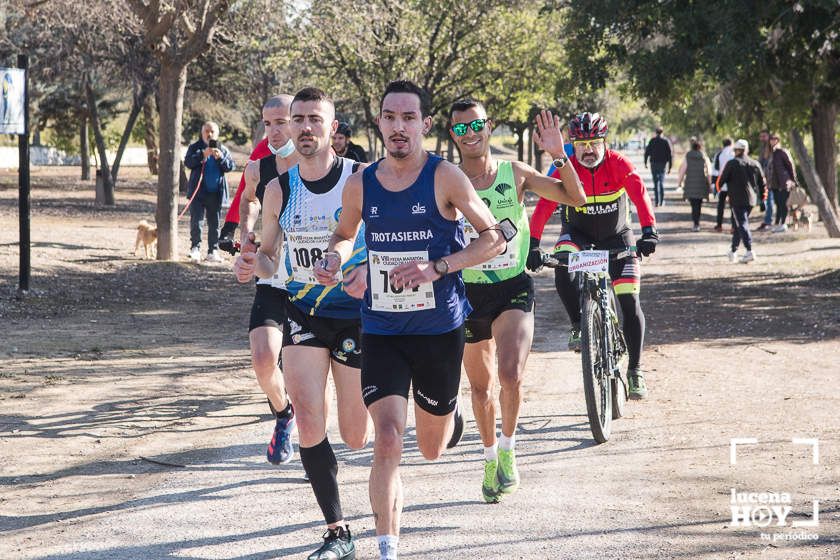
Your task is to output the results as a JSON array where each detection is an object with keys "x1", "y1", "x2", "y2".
[
  {"x1": 627, "y1": 368, "x2": 648, "y2": 400},
  {"x1": 496, "y1": 449, "x2": 520, "y2": 494},
  {"x1": 568, "y1": 326, "x2": 582, "y2": 352},
  {"x1": 482, "y1": 459, "x2": 501, "y2": 503},
  {"x1": 307, "y1": 525, "x2": 356, "y2": 560}
]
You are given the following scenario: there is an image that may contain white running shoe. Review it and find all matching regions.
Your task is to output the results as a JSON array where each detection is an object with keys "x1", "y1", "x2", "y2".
[
  {"x1": 728, "y1": 251, "x2": 737, "y2": 263},
  {"x1": 740, "y1": 251, "x2": 756, "y2": 263},
  {"x1": 206, "y1": 251, "x2": 223, "y2": 263},
  {"x1": 692, "y1": 225, "x2": 701, "y2": 232},
  {"x1": 772, "y1": 224, "x2": 788, "y2": 233},
  {"x1": 188, "y1": 247, "x2": 201, "y2": 262}
]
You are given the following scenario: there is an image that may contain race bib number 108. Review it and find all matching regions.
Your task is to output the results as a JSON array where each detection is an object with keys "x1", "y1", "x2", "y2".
[
  {"x1": 287, "y1": 231, "x2": 339, "y2": 285},
  {"x1": 368, "y1": 250, "x2": 436, "y2": 312}
]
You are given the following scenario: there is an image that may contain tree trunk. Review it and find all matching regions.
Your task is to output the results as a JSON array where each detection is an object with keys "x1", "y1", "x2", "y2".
[
  {"x1": 527, "y1": 124, "x2": 534, "y2": 166},
  {"x1": 435, "y1": 131, "x2": 443, "y2": 156},
  {"x1": 446, "y1": 136, "x2": 455, "y2": 162},
  {"x1": 111, "y1": 85, "x2": 149, "y2": 185},
  {"x1": 515, "y1": 125, "x2": 525, "y2": 162},
  {"x1": 251, "y1": 119, "x2": 265, "y2": 148},
  {"x1": 789, "y1": 129, "x2": 840, "y2": 237},
  {"x1": 80, "y1": 115, "x2": 90, "y2": 181},
  {"x1": 84, "y1": 80, "x2": 114, "y2": 206},
  {"x1": 535, "y1": 147, "x2": 544, "y2": 173},
  {"x1": 811, "y1": 101, "x2": 837, "y2": 212},
  {"x1": 143, "y1": 93, "x2": 159, "y2": 175},
  {"x1": 156, "y1": 63, "x2": 188, "y2": 260}
]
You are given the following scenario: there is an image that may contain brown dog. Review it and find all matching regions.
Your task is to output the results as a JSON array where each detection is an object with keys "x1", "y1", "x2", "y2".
[
  {"x1": 135, "y1": 219, "x2": 158, "y2": 259},
  {"x1": 787, "y1": 187, "x2": 812, "y2": 232}
]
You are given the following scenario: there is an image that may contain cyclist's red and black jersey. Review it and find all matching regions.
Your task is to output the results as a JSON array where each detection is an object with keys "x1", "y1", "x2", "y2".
[{"x1": 530, "y1": 150, "x2": 656, "y2": 241}]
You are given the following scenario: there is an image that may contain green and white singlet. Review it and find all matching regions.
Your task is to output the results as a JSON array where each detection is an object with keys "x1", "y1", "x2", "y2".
[{"x1": 462, "y1": 160, "x2": 530, "y2": 284}]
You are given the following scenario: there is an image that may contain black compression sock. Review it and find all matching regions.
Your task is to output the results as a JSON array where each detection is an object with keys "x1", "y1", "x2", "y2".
[{"x1": 300, "y1": 436, "x2": 343, "y2": 524}]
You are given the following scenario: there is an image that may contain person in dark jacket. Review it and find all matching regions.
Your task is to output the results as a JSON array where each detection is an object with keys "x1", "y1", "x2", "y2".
[
  {"x1": 677, "y1": 137, "x2": 712, "y2": 231},
  {"x1": 717, "y1": 139, "x2": 766, "y2": 263},
  {"x1": 767, "y1": 133, "x2": 797, "y2": 232},
  {"x1": 332, "y1": 122, "x2": 368, "y2": 162},
  {"x1": 184, "y1": 121, "x2": 235, "y2": 262},
  {"x1": 644, "y1": 127, "x2": 672, "y2": 207}
]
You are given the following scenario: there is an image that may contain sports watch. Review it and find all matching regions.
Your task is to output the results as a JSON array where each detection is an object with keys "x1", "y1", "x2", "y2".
[
  {"x1": 552, "y1": 154, "x2": 568, "y2": 169},
  {"x1": 433, "y1": 258, "x2": 450, "y2": 277}
]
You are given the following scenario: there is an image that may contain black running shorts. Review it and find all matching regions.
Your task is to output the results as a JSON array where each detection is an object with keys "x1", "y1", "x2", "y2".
[
  {"x1": 281, "y1": 298, "x2": 362, "y2": 369},
  {"x1": 464, "y1": 272, "x2": 535, "y2": 343},
  {"x1": 249, "y1": 284, "x2": 288, "y2": 332},
  {"x1": 361, "y1": 326, "x2": 465, "y2": 416}
]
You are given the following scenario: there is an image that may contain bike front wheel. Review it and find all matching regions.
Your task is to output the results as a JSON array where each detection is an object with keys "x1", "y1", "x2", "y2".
[{"x1": 581, "y1": 294, "x2": 612, "y2": 443}]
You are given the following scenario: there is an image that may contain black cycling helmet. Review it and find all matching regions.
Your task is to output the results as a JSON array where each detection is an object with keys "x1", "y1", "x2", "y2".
[
  {"x1": 336, "y1": 122, "x2": 352, "y2": 137},
  {"x1": 569, "y1": 112, "x2": 608, "y2": 140}
]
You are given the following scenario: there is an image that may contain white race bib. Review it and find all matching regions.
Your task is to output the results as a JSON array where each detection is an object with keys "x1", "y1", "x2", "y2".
[
  {"x1": 286, "y1": 231, "x2": 339, "y2": 285},
  {"x1": 368, "y1": 250, "x2": 436, "y2": 312},
  {"x1": 463, "y1": 222, "x2": 518, "y2": 271},
  {"x1": 568, "y1": 250, "x2": 609, "y2": 273}
]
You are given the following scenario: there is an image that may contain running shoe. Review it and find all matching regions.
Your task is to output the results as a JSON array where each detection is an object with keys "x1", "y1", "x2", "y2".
[
  {"x1": 568, "y1": 326, "x2": 582, "y2": 352},
  {"x1": 727, "y1": 251, "x2": 737, "y2": 263},
  {"x1": 206, "y1": 250, "x2": 223, "y2": 263},
  {"x1": 267, "y1": 403, "x2": 295, "y2": 465},
  {"x1": 308, "y1": 525, "x2": 355, "y2": 560},
  {"x1": 740, "y1": 250, "x2": 756, "y2": 263},
  {"x1": 627, "y1": 367, "x2": 648, "y2": 400},
  {"x1": 188, "y1": 246, "x2": 201, "y2": 262},
  {"x1": 496, "y1": 449, "x2": 520, "y2": 494},
  {"x1": 482, "y1": 459, "x2": 501, "y2": 503},
  {"x1": 757, "y1": 223, "x2": 770, "y2": 231},
  {"x1": 713, "y1": 225, "x2": 723, "y2": 232},
  {"x1": 446, "y1": 402, "x2": 464, "y2": 449}
]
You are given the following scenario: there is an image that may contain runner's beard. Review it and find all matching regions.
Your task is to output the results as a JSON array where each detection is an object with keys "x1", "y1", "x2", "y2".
[{"x1": 388, "y1": 136, "x2": 411, "y2": 159}]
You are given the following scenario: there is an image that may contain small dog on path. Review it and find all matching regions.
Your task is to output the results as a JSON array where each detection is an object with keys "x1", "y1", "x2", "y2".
[{"x1": 135, "y1": 219, "x2": 157, "y2": 259}]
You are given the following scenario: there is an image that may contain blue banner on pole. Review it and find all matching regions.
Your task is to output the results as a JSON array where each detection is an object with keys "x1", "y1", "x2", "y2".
[{"x1": 0, "y1": 67, "x2": 26, "y2": 135}]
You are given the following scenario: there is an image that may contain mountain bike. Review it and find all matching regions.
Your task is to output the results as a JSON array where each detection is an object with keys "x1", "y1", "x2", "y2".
[{"x1": 542, "y1": 246, "x2": 634, "y2": 443}]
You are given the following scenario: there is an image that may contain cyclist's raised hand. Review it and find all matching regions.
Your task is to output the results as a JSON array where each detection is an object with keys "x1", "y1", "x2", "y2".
[
  {"x1": 533, "y1": 110, "x2": 566, "y2": 158},
  {"x1": 526, "y1": 236, "x2": 544, "y2": 272}
]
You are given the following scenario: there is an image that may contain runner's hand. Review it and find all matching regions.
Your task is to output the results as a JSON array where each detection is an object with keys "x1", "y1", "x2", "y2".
[
  {"x1": 532, "y1": 109, "x2": 565, "y2": 158},
  {"x1": 343, "y1": 265, "x2": 367, "y2": 299},
  {"x1": 389, "y1": 260, "x2": 438, "y2": 290},
  {"x1": 313, "y1": 253, "x2": 341, "y2": 286},
  {"x1": 526, "y1": 237, "x2": 544, "y2": 272},
  {"x1": 234, "y1": 251, "x2": 257, "y2": 283},
  {"x1": 240, "y1": 231, "x2": 258, "y2": 254}
]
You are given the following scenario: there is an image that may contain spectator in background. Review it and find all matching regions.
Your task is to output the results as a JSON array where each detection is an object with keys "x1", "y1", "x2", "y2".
[
  {"x1": 677, "y1": 137, "x2": 712, "y2": 231},
  {"x1": 767, "y1": 133, "x2": 797, "y2": 233},
  {"x1": 717, "y1": 139, "x2": 766, "y2": 264},
  {"x1": 713, "y1": 138, "x2": 735, "y2": 232},
  {"x1": 644, "y1": 127, "x2": 672, "y2": 206},
  {"x1": 332, "y1": 122, "x2": 368, "y2": 162},
  {"x1": 184, "y1": 121, "x2": 235, "y2": 263},
  {"x1": 757, "y1": 130, "x2": 775, "y2": 231}
]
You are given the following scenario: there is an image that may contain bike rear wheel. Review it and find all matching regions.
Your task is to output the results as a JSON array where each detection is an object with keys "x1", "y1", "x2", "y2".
[{"x1": 581, "y1": 294, "x2": 611, "y2": 443}]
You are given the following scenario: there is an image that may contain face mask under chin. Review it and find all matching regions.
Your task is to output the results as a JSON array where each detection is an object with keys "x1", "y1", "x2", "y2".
[{"x1": 269, "y1": 138, "x2": 295, "y2": 157}]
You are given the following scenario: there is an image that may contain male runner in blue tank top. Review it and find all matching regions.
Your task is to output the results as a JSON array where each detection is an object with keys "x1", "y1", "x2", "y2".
[
  {"x1": 316, "y1": 80, "x2": 505, "y2": 560},
  {"x1": 253, "y1": 87, "x2": 371, "y2": 560}
]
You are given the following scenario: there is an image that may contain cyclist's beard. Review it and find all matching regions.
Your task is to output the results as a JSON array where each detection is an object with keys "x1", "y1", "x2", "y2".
[{"x1": 579, "y1": 152, "x2": 605, "y2": 168}]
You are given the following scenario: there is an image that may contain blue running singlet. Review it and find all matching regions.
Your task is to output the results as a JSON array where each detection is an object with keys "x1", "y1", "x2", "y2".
[
  {"x1": 361, "y1": 155, "x2": 471, "y2": 335},
  {"x1": 280, "y1": 157, "x2": 367, "y2": 318}
]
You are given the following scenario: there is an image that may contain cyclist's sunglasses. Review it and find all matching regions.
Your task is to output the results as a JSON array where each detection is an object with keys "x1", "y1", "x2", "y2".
[
  {"x1": 452, "y1": 118, "x2": 489, "y2": 136},
  {"x1": 572, "y1": 138, "x2": 606, "y2": 149}
]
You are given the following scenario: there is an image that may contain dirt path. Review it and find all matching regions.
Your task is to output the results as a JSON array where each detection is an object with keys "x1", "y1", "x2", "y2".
[{"x1": 1, "y1": 167, "x2": 839, "y2": 559}]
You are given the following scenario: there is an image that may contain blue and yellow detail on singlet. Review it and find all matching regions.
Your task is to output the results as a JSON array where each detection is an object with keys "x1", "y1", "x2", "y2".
[
  {"x1": 361, "y1": 154, "x2": 471, "y2": 335},
  {"x1": 280, "y1": 157, "x2": 366, "y2": 319}
]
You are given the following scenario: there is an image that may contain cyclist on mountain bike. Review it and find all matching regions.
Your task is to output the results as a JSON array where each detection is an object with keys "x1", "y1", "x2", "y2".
[{"x1": 526, "y1": 112, "x2": 659, "y2": 399}]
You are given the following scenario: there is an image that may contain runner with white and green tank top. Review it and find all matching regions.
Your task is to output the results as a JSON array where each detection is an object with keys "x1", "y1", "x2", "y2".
[{"x1": 449, "y1": 99, "x2": 586, "y2": 503}]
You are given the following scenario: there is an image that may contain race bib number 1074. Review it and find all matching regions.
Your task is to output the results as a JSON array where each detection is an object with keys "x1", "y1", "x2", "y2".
[{"x1": 368, "y1": 250, "x2": 436, "y2": 312}]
